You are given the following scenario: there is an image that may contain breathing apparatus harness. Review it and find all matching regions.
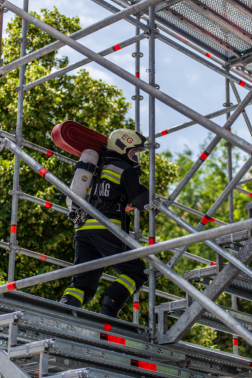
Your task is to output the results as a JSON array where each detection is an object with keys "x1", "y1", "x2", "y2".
[{"x1": 68, "y1": 150, "x2": 141, "y2": 234}]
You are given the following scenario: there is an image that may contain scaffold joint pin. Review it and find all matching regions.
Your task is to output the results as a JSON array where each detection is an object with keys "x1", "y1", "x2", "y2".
[
  {"x1": 0, "y1": 0, "x2": 6, "y2": 8},
  {"x1": 17, "y1": 37, "x2": 30, "y2": 44},
  {"x1": 144, "y1": 142, "x2": 160, "y2": 149},
  {"x1": 132, "y1": 52, "x2": 144, "y2": 58},
  {"x1": 0, "y1": 138, "x2": 7, "y2": 152},
  {"x1": 14, "y1": 86, "x2": 25, "y2": 93}
]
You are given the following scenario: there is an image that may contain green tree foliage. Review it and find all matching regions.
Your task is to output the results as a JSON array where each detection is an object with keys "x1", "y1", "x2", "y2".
[
  {"x1": 0, "y1": 8, "x2": 178, "y2": 326},
  {"x1": 0, "y1": 8, "x2": 136, "y2": 298},
  {"x1": 159, "y1": 138, "x2": 252, "y2": 355},
  {"x1": 1, "y1": 9, "x2": 247, "y2": 355}
]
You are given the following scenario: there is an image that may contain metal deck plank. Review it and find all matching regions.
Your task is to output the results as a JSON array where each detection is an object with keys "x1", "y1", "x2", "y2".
[
  {"x1": 160, "y1": 7, "x2": 240, "y2": 57},
  {"x1": 0, "y1": 292, "x2": 149, "y2": 340},
  {"x1": 225, "y1": 0, "x2": 252, "y2": 20},
  {"x1": 0, "y1": 334, "x2": 209, "y2": 378},
  {"x1": 185, "y1": 0, "x2": 252, "y2": 46}
]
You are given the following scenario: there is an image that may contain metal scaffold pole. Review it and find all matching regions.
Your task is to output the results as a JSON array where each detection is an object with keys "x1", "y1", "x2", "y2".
[
  {"x1": 133, "y1": 12, "x2": 142, "y2": 325},
  {"x1": 8, "y1": 0, "x2": 29, "y2": 282},
  {"x1": 4, "y1": 1, "x2": 252, "y2": 156},
  {"x1": 230, "y1": 80, "x2": 252, "y2": 137},
  {"x1": 226, "y1": 78, "x2": 238, "y2": 355},
  {"x1": 148, "y1": 3, "x2": 156, "y2": 341},
  {"x1": 3, "y1": 0, "x2": 252, "y2": 372},
  {"x1": 226, "y1": 78, "x2": 234, "y2": 225},
  {"x1": 0, "y1": 5, "x2": 3, "y2": 66}
]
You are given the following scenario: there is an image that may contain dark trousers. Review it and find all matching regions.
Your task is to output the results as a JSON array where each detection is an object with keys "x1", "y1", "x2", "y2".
[{"x1": 72, "y1": 230, "x2": 147, "y2": 305}]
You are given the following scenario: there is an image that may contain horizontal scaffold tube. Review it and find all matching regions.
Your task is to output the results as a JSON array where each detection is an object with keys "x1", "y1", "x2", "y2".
[
  {"x1": 165, "y1": 87, "x2": 252, "y2": 207},
  {"x1": 234, "y1": 186, "x2": 252, "y2": 198},
  {"x1": 135, "y1": 234, "x2": 213, "y2": 264},
  {"x1": 230, "y1": 81, "x2": 252, "y2": 137},
  {"x1": 0, "y1": 129, "x2": 76, "y2": 166},
  {"x1": 156, "y1": 33, "x2": 252, "y2": 90},
  {"x1": 0, "y1": 0, "x2": 156, "y2": 77},
  {"x1": 156, "y1": 201, "x2": 252, "y2": 278},
  {"x1": 1, "y1": 138, "x2": 252, "y2": 346},
  {"x1": 22, "y1": 34, "x2": 146, "y2": 92},
  {"x1": 156, "y1": 194, "x2": 226, "y2": 226},
  {"x1": 95, "y1": 0, "x2": 252, "y2": 87},
  {"x1": 4, "y1": 1, "x2": 252, "y2": 157},
  {"x1": 238, "y1": 177, "x2": 252, "y2": 185},
  {"x1": 0, "y1": 241, "x2": 180, "y2": 301},
  {"x1": 12, "y1": 189, "x2": 215, "y2": 265},
  {"x1": 166, "y1": 155, "x2": 252, "y2": 268},
  {"x1": 148, "y1": 101, "x2": 252, "y2": 140},
  {"x1": 8, "y1": 190, "x2": 69, "y2": 214}
]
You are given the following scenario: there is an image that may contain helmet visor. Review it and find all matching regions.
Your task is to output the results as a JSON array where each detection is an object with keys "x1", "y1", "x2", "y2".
[{"x1": 127, "y1": 147, "x2": 145, "y2": 162}]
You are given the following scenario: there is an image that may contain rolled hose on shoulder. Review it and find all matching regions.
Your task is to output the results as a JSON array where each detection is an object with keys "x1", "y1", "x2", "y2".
[{"x1": 52, "y1": 120, "x2": 108, "y2": 157}]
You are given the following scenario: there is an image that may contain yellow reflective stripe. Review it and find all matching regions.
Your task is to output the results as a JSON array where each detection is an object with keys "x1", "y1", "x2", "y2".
[
  {"x1": 120, "y1": 274, "x2": 136, "y2": 290},
  {"x1": 115, "y1": 275, "x2": 136, "y2": 295},
  {"x1": 79, "y1": 225, "x2": 107, "y2": 230},
  {"x1": 64, "y1": 291, "x2": 83, "y2": 304},
  {"x1": 75, "y1": 218, "x2": 121, "y2": 232},
  {"x1": 101, "y1": 173, "x2": 120, "y2": 185},
  {"x1": 116, "y1": 279, "x2": 134, "y2": 295},
  {"x1": 103, "y1": 169, "x2": 121, "y2": 179},
  {"x1": 67, "y1": 287, "x2": 84, "y2": 295},
  {"x1": 85, "y1": 219, "x2": 120, "y2": 224}
]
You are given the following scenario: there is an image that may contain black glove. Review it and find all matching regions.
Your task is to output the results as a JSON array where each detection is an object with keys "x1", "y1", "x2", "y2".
[
  {"x1": 68, "y1": 203, "x2": 81, "y2": 224},
  {"x1": 68, "y1": 209, "x2": 77, "y2": 221}
]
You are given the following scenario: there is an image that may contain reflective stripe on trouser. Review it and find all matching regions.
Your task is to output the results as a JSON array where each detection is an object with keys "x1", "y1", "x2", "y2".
[
  {"x1": 75, "y1": 218, "x2": 121, "y2": 232},
  {"x1": 63, "y1": 287, "x2": 84, "y2": 304},
  {"x1": 115, "y1": 274, "x2": 136, "y2": 295}
]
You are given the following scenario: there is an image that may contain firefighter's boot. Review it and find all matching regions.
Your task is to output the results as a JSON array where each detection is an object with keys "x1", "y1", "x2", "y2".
[
  {"x1": 59, "y1": 287, "x2": 84, "y2": 308},
  {"x1": 99, "y1": 295, "x2": 124, "y2": 318},
  {"x1": 100, "y1": 274, "x2": 137, "y2": 317}
]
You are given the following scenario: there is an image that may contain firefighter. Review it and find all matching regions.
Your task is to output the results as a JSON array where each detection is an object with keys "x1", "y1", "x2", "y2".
[{"x1": 60, "y1": 129, "x2": 149, "y2": 318}]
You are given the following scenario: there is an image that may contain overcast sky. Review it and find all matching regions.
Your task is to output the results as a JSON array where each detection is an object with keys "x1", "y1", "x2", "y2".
[{"x1": 2, "y1": 0, "x2": 252, "y2": 161}]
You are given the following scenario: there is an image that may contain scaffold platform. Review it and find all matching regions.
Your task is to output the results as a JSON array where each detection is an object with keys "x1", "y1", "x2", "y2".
[
  {"x1": 0, "y1": 292, "x2": 251, "y2": 377},
  {"x1": 1, "y1": 0, "x2": 252, "y2": 376}
]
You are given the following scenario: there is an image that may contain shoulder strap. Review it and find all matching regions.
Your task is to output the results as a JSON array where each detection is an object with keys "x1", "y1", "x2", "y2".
[{"x1": 74, "y1": 161, "x2": 96, "y2": 173}]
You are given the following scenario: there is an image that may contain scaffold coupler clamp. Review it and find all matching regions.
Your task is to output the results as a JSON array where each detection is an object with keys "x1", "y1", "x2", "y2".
[
  {"x1": 145, "y1": 199, "x2": 161, "y2": 216},
  {"x1": 144, "y1": 264, "x2": 161, "y2": 277},
  {"x1": 14, "y1": 85, "x2": 25, "y2": 93},
  {"x1": 0, "y1": 0, "x2": 6, "y2": 9},
  {"x1": 0, "y1": 137, "x2": 7, "y2": 152},
  {"x1": 144, "y1": 141, "x2": 160, "y2": 149},
  {"x1": 145, "y1": 20, "x2": 159, "y2": 38},
  {"x1": 131, "y1": 227, "x2": 142, "y2": 241}
]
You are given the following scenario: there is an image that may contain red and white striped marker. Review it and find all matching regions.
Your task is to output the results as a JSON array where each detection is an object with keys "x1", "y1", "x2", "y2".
[
  {"x1": 10, "y1": 225, "x2": 17, "y2": 234},
  {"x1": 112, "y1": 44, "x2": 121, "y2": 51}
]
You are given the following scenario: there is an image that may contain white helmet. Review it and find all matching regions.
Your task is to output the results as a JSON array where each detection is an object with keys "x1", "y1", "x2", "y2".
[{"x1": 107, "y1": 129, "x2": 146, "y2": 161}]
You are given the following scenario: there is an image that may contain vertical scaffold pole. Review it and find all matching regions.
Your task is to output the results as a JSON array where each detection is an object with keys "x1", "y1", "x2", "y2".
[
  {"x1": 133, "y1": 12, "x2": 141, "y2": 325},
  {"x1": 226, "y1": 77, "x2": 238, "y2": 354},
  {"x1": 0, "y1": 5, "x2": 3, "y2": 66},
  {"x1": 226, "y1": 78, "x2": 234, "y2": 224},
  {"x1": 8, "y1": 0, "x2": 29, "y2": 281},
  {"x1": 148, "y1": 4, "x2": 156, "y2": 341},
  {"x1": 230, "y1": 81, "x2": 252, "y2": 137}
]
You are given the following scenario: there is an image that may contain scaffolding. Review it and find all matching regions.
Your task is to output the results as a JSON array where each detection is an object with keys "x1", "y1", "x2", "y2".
[{"x1": 1, "y1": 0, "x2": 252, "y2": 376}]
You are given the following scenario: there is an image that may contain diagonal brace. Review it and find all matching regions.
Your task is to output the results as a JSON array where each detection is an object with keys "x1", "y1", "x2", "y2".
[
  {"x1": 164, "y1": 155, "x2": 252, "y2": 268},
  {"x1": 162, "y1": 238, "x2": 252, "y2": 344},
  {"x1": 156, "y1": 201, "x2": 252, "y2": 279},
  {"x1": 4, "y1": 1, "x2": 252, "y2": 157},
  {"x1": 1, "y1": 138, "x2": 252, "y2": 345},
  {"x1": 165, "y1": 87, "x2": 252, "y2": 207},
  {"x1": 0, "y1": 0, "x2": 157, "y2": 77}
]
